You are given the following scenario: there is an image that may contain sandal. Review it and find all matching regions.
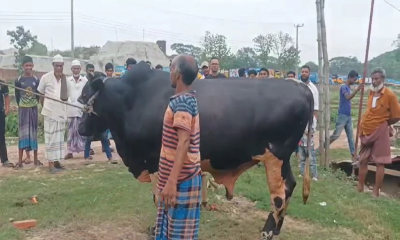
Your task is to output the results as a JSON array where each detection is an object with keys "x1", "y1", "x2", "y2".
[
  {"x1": 54, "y1": 161, "x2": 65, "y2": 169},
  {"x1": 90, "y1": 149, "x2": 95, "y2": 155},
  {"x1": 2, "y1": 161, "x2": 14, "y2": 168},
  {"x1": 108, "y1": 159, "x2": 118, "y2": 164},
  {"x1": 13, "y1": 162, "x2": 23, "y2": 170},
  {"x1": 34, "y1": 160, "x2": 43, "y2": 166},
  {"x1": 22, "y1": 158, "x2": 33, "y2": 164}
]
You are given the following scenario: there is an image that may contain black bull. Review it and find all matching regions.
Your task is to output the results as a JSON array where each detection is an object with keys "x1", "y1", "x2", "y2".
[{"x1": 78, "y1": 63, "x2": 313, "y2": 240}]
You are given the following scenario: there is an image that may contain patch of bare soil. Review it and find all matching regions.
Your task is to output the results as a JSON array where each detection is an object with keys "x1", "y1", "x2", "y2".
[
  {"x1": 313, "y1": 129, "x2": 358, "y2": 150},
  {"x1": 26, "y1": 221, "x2": 149, "y2": 240},
  {"x1": 0, "y1": 141, "x2": 120, "y2": 176}
]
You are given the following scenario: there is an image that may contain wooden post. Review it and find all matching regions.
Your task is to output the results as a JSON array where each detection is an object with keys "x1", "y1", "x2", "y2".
[
  {"x1": 353, "y1": 0, "x2": 376, "y2": 174},
  {"x1": 320, "y1": 0, "x2": 330, "y2": 168},
  {"x1": 316, "y1": 0, "x2": 325, "y2": 166}
]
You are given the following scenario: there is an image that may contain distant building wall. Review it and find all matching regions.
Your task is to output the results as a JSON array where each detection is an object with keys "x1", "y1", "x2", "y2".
[{"x1": 0, "y1": 68, "x2": 48, "y2": 82}]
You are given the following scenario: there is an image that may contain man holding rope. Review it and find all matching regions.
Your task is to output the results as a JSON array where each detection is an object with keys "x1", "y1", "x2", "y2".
[
  {"x1": 37, "y1": 54, "x2": 69, "y2": 173},
  {"x1": 14, "y1": 56, "x2": 42, "y2": 169},
  {"x1": 357, "y1": 67, "x2": 400, "y2": 197}
]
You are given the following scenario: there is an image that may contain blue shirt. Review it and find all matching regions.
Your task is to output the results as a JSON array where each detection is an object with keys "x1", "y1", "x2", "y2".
[{"x1": 338, "y1": 84, "x2": 351, "y2": 116}]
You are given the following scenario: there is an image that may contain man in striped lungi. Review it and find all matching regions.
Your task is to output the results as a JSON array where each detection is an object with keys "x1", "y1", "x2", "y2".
[{"x1": 154, "y1": 55, "x2": 202, "y2": 240}]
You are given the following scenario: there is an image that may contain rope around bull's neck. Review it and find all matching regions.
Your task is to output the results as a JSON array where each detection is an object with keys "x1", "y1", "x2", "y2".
[{"x1": 0, "y1": 81, "x2": 84, "y2": 110}]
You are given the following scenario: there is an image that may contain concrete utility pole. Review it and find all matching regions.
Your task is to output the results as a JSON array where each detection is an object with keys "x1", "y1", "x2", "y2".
[
  {"x1": 71, "y1": 0, "x2": 75, "y2": 58},
  {"x1": 294, "y1": 24, "x2": 304, "y2": 78}
]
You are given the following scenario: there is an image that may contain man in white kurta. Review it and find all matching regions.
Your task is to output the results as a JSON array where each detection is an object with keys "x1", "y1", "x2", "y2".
[
  {"x1": 37, "y1": 54, "x2": 70, "y2": 173},
  {"x1": 65, "y1": 60, "x2": 87, "y2": 159}
]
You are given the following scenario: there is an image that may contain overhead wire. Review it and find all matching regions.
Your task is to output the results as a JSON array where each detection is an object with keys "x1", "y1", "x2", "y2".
[{"x1": 0, "y1": 11, "x2": 315, "y2": 51}]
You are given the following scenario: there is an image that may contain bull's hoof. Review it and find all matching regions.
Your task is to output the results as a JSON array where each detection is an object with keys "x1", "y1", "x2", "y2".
[
  {"x1": 225, "y1": 187, "x2": 233, "y2": 200},
  {"x1": 260, "y1": 231, "x2": 274, "y2": 240},
  {"x1": 273, "y1": 229, "x2": 280, "y2": 236}
]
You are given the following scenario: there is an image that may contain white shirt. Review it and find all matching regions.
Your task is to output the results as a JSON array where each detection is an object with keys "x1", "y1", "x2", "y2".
[
  {"x1": 67, "y1": 75, "x2": 87, "y2": 117},
  {"x1": 37, "y1": 71, "x2": 70, "y2": 121},
  {"x1": 306, "y1": 81, "x2": 319, "y2": 130}
]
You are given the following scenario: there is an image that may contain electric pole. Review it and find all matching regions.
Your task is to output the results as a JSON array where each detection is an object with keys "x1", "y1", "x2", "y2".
[
  {"x1": 71, "y1": 0, "x2": 75, "y2": 58},
  {"x1": 294, "y1": 23, "x2": 304, "y2": 78}
]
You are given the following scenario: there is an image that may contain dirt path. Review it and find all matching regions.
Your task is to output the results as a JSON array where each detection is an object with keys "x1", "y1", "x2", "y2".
[{"x1": 0, "y1": 141, "x2": 120, "y2": 175}]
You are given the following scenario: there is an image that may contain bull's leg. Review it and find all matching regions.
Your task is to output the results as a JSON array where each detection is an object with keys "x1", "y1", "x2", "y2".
[
  {"x1": 260, "y1": 150, "x2": 286, "y2": 240},
  {"x1": 273, "y1": 165, "x2": 296, "y2": 235}
]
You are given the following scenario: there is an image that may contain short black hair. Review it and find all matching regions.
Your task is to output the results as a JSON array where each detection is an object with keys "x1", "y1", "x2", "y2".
[
  {"x1": 86, "y1": 64, "x2": 94, "y2": 70},
  {"x1": 301, "y1": 65, "x2": 310, "y2": 71},
  {"x1": 105, "y1": 62, "x2": 114, "y2": 71},
  {"x1": 173, "y1": 55, "x2": 198, "y2": 86},
  {"x1": 287, "y1": 71, "x2": 296, "y2": 77},
  {"x1": 126, "y1": 58, "x2": 137, "y2": 66},
  {"x1": 146, "y1": 61, "x2": 151, "y2": 64},
  {"x1": 248, "y1": 69, "x2": 257, "y2": 76},
  {"x1": 238, "y1": 68, "x2": 246, "y2": 77},
  {"x1": 210, "y1": 56, "x2": 219, "y2": 62},
  {"x1": 155, "y1": 64, "x2": 163, "y2": 70},
  {"x1": 348, "y1": 70, "x2": 358, "y2": 79},
  {"x1": 22, "y1": 55, "x2": 33, "y2": 65},
  {"x1": 259, "y1": 68, "x2": 269, "y2": 76}
]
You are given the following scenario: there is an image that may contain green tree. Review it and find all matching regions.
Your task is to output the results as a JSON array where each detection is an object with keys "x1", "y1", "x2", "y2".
[
  {"x1": 234, "y1": 47, "x2": 258, "y2": 68},
  {"x1": 200, "y1": 31, "x2": 231, "y2": 69},
  {"x1": 170, "y1": 43, "x2": 202, "y2": 62},
  {"x1": 7, "y1": 26, "x2": 38, "y2": 72},
  {"x1": 270, "y1": 31, "x2": 300, "y2": 72},
  {"x1": 253, "y1": 34, "x2": 273, "y2": 67},
  {"x1": 329, "y1": 56, "x2": 362, "y2": 75},
  {"x1": 304, "y1": 61, "x2": 319, "y2": 72},
  {"x1": 27, "y1": 40, "x2": 48, "y2": 56}
]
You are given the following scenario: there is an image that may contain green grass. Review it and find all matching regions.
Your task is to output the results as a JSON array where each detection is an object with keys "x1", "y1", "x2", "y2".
[{"x1": 0, "y1": 150, "x2": 399, "y2": 240}]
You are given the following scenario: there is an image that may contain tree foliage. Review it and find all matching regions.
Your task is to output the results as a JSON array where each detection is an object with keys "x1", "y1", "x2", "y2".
[
  {"x1": 252, "y1": 34, "x2": 273, "y2": 67},
  {"x1": 7, "y1": 26, "x2": 38, "y2": 71},
  {"x1": 170, "y1": 43, "x2": 202, "y2": 62},
  {"x1": 304, "y1": 61, "x2": 319, "y2": 72}
]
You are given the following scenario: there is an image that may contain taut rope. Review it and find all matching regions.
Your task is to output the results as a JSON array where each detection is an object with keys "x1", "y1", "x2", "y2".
[{"x1": 0, "y1": 81, "x2": 98, "y2": 115}]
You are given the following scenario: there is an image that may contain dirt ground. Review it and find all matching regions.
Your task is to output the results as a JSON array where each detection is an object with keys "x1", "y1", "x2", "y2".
[
  {"x1": 0, "y1": 141, "x2": 119, "y2": 175},
  {"x1": 2, "y1": 131, "x2": 359, "y2": 240}
]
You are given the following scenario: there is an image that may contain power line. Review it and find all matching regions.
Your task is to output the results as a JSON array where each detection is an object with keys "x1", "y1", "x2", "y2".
[
  {"x1": 0, "y1": 10, "x2": 294, "y2": 25},
  {"x1": 383, "y1": 0, "x2": 400, "y2": 12},
  {"x1": 0, "y1": 13, "x2": 315, "y2": 51}
]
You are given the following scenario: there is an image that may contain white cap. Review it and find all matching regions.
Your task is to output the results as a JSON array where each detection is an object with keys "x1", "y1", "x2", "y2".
[
  {"x1": 53, "y1": 54, "x2": 64, "y2": 63},
  {"x1": 71, "y1": 60, "x2": 80, "y2": 67},
  {"x1": 201, "y1": 61, "x2": 209, "y2": 67}
]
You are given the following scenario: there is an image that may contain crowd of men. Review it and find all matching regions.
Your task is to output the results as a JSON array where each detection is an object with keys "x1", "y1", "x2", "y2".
[
  {"x1": 0, "y1": 55, "x2": 118, "y2": 173},
  {"x1": 0, "y1": 53, "x2": 398, "y2": 238}
]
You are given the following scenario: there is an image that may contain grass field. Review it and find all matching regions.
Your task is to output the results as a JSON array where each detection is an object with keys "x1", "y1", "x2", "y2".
[{"x1": 1, "y1": 149, "x2": 399, "y2": 240}]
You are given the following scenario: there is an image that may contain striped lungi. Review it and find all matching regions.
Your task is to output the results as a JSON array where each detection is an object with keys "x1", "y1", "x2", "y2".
[
  {"x1": 44, "y1": 116, "x2": 66, "y2": 162},
  {"x1": 18, "y1": 107, "x2": 38, "y2": 150},
  {"x1": 155, "y1": 174, "x2": 202, "y2": 240},
  {"x1": 67, "y1": 117, "x2": 85, "y2": 154}
]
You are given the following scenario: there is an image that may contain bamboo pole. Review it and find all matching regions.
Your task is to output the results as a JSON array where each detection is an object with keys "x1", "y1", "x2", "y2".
[
  {"x1": 353, "y1": 0, "x2": 375, "y2": 175},
  {"x1": 316, "y1": 0, "x2": 325, "y2": 166},
  {"x1": 320, "y1": 0, "x2": 330, "y2": 168}
]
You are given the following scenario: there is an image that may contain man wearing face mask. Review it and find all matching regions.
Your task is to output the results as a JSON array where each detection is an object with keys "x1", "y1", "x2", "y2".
[
  {"x1": 298, "y1": 65, "x2": 319, "y2": 181},
  {"x1": 64, "y1": 60, "x2": 87, "y2": 160},
  {"x1": 37, "y1": 54, "x2": 70, "y2": 173},
  {"x1": 357, "y1": 67, "x2": 400, "y2": 197}
]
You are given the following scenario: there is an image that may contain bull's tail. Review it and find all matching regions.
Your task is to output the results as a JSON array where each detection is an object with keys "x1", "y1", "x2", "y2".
[{"x1": 302, "y1": 95, "x2": 313, "y2": 205}]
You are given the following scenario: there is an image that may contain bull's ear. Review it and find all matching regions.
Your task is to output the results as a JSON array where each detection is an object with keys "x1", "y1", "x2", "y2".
[
  {"x1": 87, "y1": 72, "x2": 95, "y2": 81},
  {"x1": 90, "y1": 78, "x2": 104, "y2": 91}
]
